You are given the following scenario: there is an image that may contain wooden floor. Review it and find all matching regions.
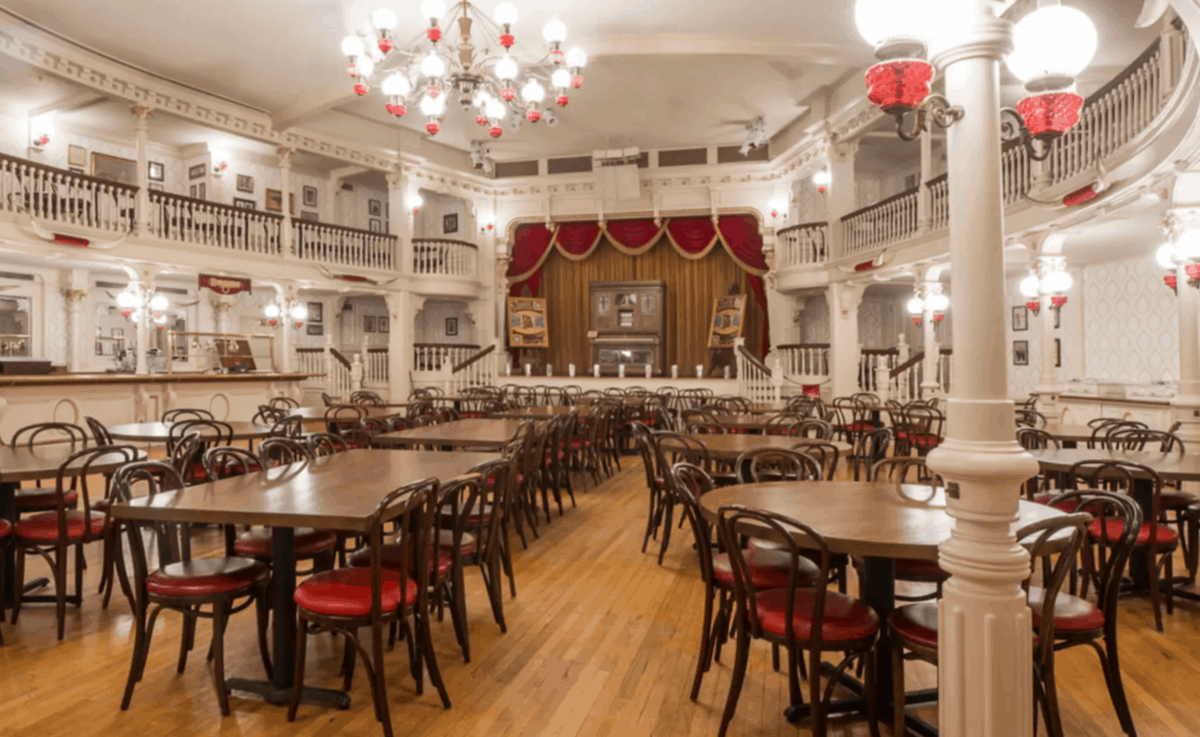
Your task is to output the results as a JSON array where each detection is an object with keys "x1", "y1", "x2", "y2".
[{"x1": 4, "y1": 456, "x2": 1200, "y2": 736}]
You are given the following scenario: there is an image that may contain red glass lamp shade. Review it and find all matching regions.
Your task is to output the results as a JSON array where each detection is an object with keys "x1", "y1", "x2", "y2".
[
  {"x1": 1050, "y1": 296, "x2": 1068, "y2": 308},
  {"x1": 911, "y1": 316, "x2": 921, "y2": 325},
  {"x1": 385, "y1": 103, "x2": 406, "y2": 117},
  {"x1": 353, "y1": 83, "x2": 369, "y2": 96},
  {"x1": 526, "y1": 109, "x2": 542, "y2": 122},
  {"x1": 1186, "y1": 264, "x2": 1200, "y2": 280},
  {"x1": 550, "y1": 49, "x2": 564, "y2": 64},
  {"x1": 377, "y1": 38, "x2": 394, "y2": 53},
  {"x1": 1165, "y1": 274, "x2": 1178, "y2": 290},
  {"x1": 572, "y1": 75, "x2": 584, "y2": 89},
  {"x1": 427, "y1": 27, "x2": 443, "y2": 42},
  {"x1": 1016, "y1": 92, "x2": 1083, "y2": 141},
  {"x1": 1026, "y1": 300, "x2": 1041, "y2": 315},
  {"x1": 476, "y1": 115, "x2": 487, "y2": 126},
  {"x1": 802, "y1": 384, "x2": 821, "y2": 398},
  {"x1": 500, "y1": 87, "x2": 516, "y2": 101},
  {"x1": 1063, "y1": 184, "x2": 1097, "y2": 207},
  {"x1": 346, "y1": 63, "x2": 358, "y2": 78},
  {"x1": 556, "y1": 95, "x2": 569, "y2": 107},
  {"x1": 426, "y1": 121, "x2": 440, "y2": 135},
  {"x1": 932, "y1": 313, "x2": 945, "y2": 323},
  {"x1": 427, "y1": 85, "x2": 441, "y2": 99},
  {"x1": 120, "y1": 309, "x2": 133, "y2": 318},
  {"x1": 864, "y1": 60, "x2": 933, "y2": 115},
  {"x1": 817, "y1": 185, "x2": 827, "y2": 194},
  {"x1": 500, "y1": 33, "x2": 515, "y2": 48},
  {"x1": 489, "y1": 126, "x2": 503, "y2": 138},
  {"x1": 266, "y1": 318, "x2": 279, "y2": 328}
]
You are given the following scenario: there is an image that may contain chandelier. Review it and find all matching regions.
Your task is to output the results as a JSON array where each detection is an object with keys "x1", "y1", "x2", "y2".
[
  {"x1": 116, "y1": 285, "x2": 170, "y2": 329},
  {"x1": 264, "y1": 301, "x2": 308, "y2": 329},
  {"x1": 340, "y1": 1, "x2": 589, "y2": 138},
  {"x1": 906, "y1": 283, "x2": 950, "y2": 325},
  {"x1": 1020, "y1": 257, "x2": 1073, "y2": 315},
  {"x1": 854, "y1": 0, "x2": 1097, "y2": 156}
]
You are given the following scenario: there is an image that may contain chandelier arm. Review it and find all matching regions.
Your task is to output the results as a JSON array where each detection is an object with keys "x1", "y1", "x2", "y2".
[
  {"x1": 894, "y1": 109, "x2": 925, "y2": 143},
  {"x1": 999, "y1": 107, "x2": 1053, "y2": 162},
  {"x1": 925, "y1": 95, "x2": 964, "y2": 130}
]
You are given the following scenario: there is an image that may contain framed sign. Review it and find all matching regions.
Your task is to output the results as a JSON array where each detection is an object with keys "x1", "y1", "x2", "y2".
[
  {"x1": 443, "y1": 212, "x2": 459, "y2": 234},
  {"x1": 236, "y1": 174, "x2": 254, "y2": 193},
  {"x1": 307, "y1": 302, "x2": 323, "y2": 323},
  {"x1": 1012, "y1": 306, "x2": 1028, "y2": 331},
  {"x1": 188, "y1": 163, "x2": 206, "y2": 180},
  {"x1": 707, "y1": 295, "x2": 746, "y2": 349},
  {"x1": 92, "y1": 153, "x2": 137, "y2": 186},
  {"x1": 507, "y1": 297, "x2": 549, "y2": 348}
]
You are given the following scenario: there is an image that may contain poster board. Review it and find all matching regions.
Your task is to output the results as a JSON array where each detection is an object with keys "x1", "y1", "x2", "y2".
[
  {"x1": 507, "y1": 297, "x2": 549, "y2": 349},
  {"x1": 707, "y1": 295, "x2": 746, "y2": 349}
]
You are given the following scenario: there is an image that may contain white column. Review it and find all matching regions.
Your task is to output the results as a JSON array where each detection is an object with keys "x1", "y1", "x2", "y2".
[
  {"x1": 826, "y1": 141, "x2": 859, "y2": 261},
  {"x1": 828, "y1": 281, "x2": 866, "y2": 397},
  {"x1": 920, "y1": 306, "x2": 940, "y2": 398},
  {"x1": 918, "y1": 128, "x2": 934, "y2": 233},
  {"x1": 385, "y1": 291, "x2": 418, "y2": 401},
  {"x1": 387, "y1": 170, "x2": 411, "y2": 274},
  {"x1": 214, "y1": 297, "x2": 235, "y2": 334},
  {"x1": 1035, "y1": 299, "x2": 1061, "y2": 425},
  {"x1": 278, "y1": 147, "x2": 294, "y2": 259},
  {"x1": 927, "y1": 5, "x2": 1040, "y2": 737},
  {"x1": 1172, "y1": 258, "x2": 1200, "y2": 444},
  {"x1": 64, "y1": 288, "x2": 87, "y2": 373},
  {"x1": 132, "y1": 106, "x2": 151, "y2": 235}
]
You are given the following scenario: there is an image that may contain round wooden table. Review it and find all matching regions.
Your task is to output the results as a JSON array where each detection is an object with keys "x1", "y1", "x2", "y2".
[
  {"x1": 491, "y1": 406, "x2": 585, "y2": 419},
  {"x1": 287, "y1": 406, "x2": 400, "y2": 422},
  {"x1": 699, "y1": 480, "x2": 1063, "y2": 733},
  {"x1": 108, "y1": 421, "x2": 276, "y2": 442},
  {"x1": 1043, "y1": 424, "x2": 1095, "y2": 446},
  {"x1": 662, "y1": 433, "x2": 851, "y2": 460},
  {"x1": 0, "y1": 444, "x2": 148, "y2": 606}
]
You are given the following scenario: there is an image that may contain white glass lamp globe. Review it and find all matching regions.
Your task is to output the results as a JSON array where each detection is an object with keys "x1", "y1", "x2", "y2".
[
  {"x1": 153, "y1": 313, "x2": 167, "y2": 326},
  {"x1": 1006, "y1": 5, "x2": 1097, "y2": 85},
  {"x1": 356, "y1": 56, "x2": 375, "y2": 79},
  {"x1": 926, "y1": 292, "x2": 950, "y2": 312},
  {"x1": 341, "y1": 35, "x2": 365, "y2": 58},
  {"x1": 1157, "y1": 242, "x2": 1179, "y2": 270},
  {"x1": 565, "y1": 47, "x2": 588, "y2": 68},
  {"x1": 521, "y1": 79, "x2": 545, "y2": 103},
  {"x1": 1042, "y1": 269, "x2": 1073, "y2": 295},
  {"x1": 420, "y1": 53, "x2": 445, "y2": 78},
  {"x1": 149, "y1": 294, "x2": 168, "y2": 311},
  {"x1": 408, "y1": 194, "x2": 424, "y2": 210},
  {"x1": 812, "y1": 170, "x2": 832, "y2": 186},
  {"x1": 264, "y1": 304, "x2": 281, "y2": 319},
  {"x1": 1176, "y1": 230, "x2": 1200, "y2": 261},
  {"x1": 485, "y1": 98, "x2": 507, "y2": 120},
  {"x1": 854, "y1": 0, "x2": 932, "y2": 54},
  {"x1": 289, "y1": 304, "x2": 308, "y2": 322},
  {"x1": 906, "y1": 296, "x2": 925, "y2": 316},
  {"x1": 419, "y1": 0, "x2": 446, "y2": 20},
  {"x1": 1019, "y1": 274, "x2": 1041, "y2": 299},
  {"x1": 493, "y1": 2, "x2": 518, "y2": 26},
  {"x1": 381, "y1": 73, "x2": 411, "y2": 97},
  {"x1": 420, "y1": 93, "x2": 446, "y2": 116},
  {"x1": 551, "y1": 68, "x2": 571, "y2": 89},
  {"x1": 371, "y1": 7, "x2": 397, "y2": 30},
  {"x1": 117, "y1": 291, "x2": 137, "y2": 308},
  {"x1": 495, "y1": 56, "x2": 519, "y2": 81},
  {"x1": 473, "y1": 89, "x2": 492, "y2": 108},
  {"x1": 543, "y1": 20, "x2": 567, "y2": 43}
]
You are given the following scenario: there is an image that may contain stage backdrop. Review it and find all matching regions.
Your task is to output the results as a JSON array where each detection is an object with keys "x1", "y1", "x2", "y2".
[{"x1": 507, "y1": 215, "x2": 768, "y2": 373}]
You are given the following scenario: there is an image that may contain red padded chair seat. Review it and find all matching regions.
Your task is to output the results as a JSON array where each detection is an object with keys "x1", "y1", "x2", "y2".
[
  {"x1": 852, "y1": 555, "x2": 947, "y2": 581},
  {"x1": 187, "y1": 462, "x2": 209, "y2": 483},
  {"x1": 233, "y1": 527, "x2": 338, "y2": 557},
  {"x1": 1027, "y1": 586, "x2": 1105, "y2": 633},
  {"x1": 146, "y1": 557, "x2": 269, "y2": 597},
  {"x1": 0, "y1": 518, "x2": 11, "y2": 538},
  {"x1": 712, "y1": 550, "x2": 819, "y2": 589},
  {"x1": 15, "y1": 486, "x2": 78, "y2": 511},
  {"x1": 435, "y1": 528, "x2": 478, "y2": 556},
  {"x1": 837, "y1": 423, "x2": 875, "y2": 433},
  {"x1": 441, "y1": 501, "x2": 494, "y2": 524},
  {"x1": 756, "y1": 588, "x2": 879, "y2": 642},
  {"x1": 294, "y1": 567, "x2": 418, "y2": 617},
  {"x1": 910, "y1": 433, "x2": 941, "y2": 448},
  {"x1": 1089, "y1": 519, "x2": 1178, "y2": 546},
  {"x1": 889, "y1": 602, "x2": 939, "y2": 650},
  {"x1": 569, "y1": 439, "x2": 591, "y2": 449},
  {"x1": 347, "y1": 543, "x2": 454, "y2": 577},
  {"x1": 15, "y1": 510, "x2": 106, "y2": 542},
  {"x1": 1161, "y1": 489, "x2": 1199, "y2": 509}
]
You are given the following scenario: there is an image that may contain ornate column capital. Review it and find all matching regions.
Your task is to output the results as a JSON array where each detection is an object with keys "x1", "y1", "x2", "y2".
[
  {"x1": 64, "y1": 288, "x2": 88, "y2": 304},
  {"x1": 276, "y1": 146, "x2": 294, "y2": 165},
  {"x1": 1162, "y1": 207, "x2": 1200, "y2": 239},
  {"x1": 385, "y1": 171, "x2": 403, "y2": 190},
  {"x1": 131, "y1": 106, "x2": 152, "y2": 127}
]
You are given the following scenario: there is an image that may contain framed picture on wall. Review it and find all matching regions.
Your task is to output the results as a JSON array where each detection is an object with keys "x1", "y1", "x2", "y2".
[
  {"x1": 91, "y1": 153, "x2": 137, "y2": 185},
  {"x1": 1055, "y1": 338, "x2": 1062, "y2": 367},
  {"x1": 68, "y1": 144, "x2": 87, "y2": 168},
  {"x1": 904, "y1": 174, "x2": 917, "y2": 189},
  {"x1": 445, "y1": 317, "x2": 458, "y2": 336},
  {"x1": 443, "y1": 213, "x2": 459, "y2": 234},
  {"x1": 306, "y1": 323, "x2": 323, "y2": 336},
  {"x1": 1012, "y1": 306, "x2": 1028, "y2": 331},
  {"x1": 236, "y1": 174, "x2": 254, "y2": 193},
  {"x1": 379, "y1": 316, "x2": 389, "y2": 333},
  {"x1": 369, "y1": 218, "x2": 382, "y2": 233},
  {"x1": 1054, "y1": 308, "x2": 1061, "y2": 329},
  {"x1": 1013, "y1": 340, "x2": 1029, "y2": 366},
  {"x1": 303, "y1": 185, "x2": 318, "y2": 207},
  {"x1": 265, "y1": 188, "x2": 283, "y2": 212},
  {"x1": 368, "y1": 199, "x2": 382, "y2": 217},
  {"x1": 233, "y1": 198, "x2": 256, "y2": 210},
  {"x1": 188, "y1": 163, "x2": 206, "y2": 180},
  {"x1": 307, "y1": 302, "x2": 323, "y2": 322},
  {"x1": 147, "y1": 161, "x2": 165, "y2": 182},
  {"x1": 363, "y1": 315, "x2": 377, "y2": 333}
]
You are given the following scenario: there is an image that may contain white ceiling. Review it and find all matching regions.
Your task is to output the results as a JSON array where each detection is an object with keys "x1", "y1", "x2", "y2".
[{"x1": 0, "y1": 0, "x2": 1165, "y2": 162}]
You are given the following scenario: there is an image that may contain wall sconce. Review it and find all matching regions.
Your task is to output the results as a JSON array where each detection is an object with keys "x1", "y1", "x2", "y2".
[
  {"x1": 768, "y1": 198, "x2": 788, "y2": 221},
  {"x1": 212, "y1": 152, "x2": 229, "y2": 176},
  {"x1": 812, "y1": 169, "x2": 831, "y2": 194},
  {"x1": 409, "y1": 194, "x2": 424, "y2": 215},
  {"x1": 264, "y1": 301, "x2": 307, "y2": 329},
  {"x1": 480, "y1": 214, "x2": 496, "y2": 232},
  {"x1": 29, "y1": 113, "x2": 54, "y2": 153}
]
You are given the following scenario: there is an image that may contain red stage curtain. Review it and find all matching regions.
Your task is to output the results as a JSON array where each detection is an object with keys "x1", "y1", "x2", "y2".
[
  {"x1": 746, "y1": 275, "x2": 770, "y2": 357},
  {"x1": 666, "y1": 217, "x2": 719, "y2": 254},
  {"x1": 718, "y1": 214, "x2": 769, "y2": 274},
  {"x1": 605, "y1": 219, "x2": 662, "y2": 250},
  {"x1": 507, "y1": 223, "x2": 555, "y2": 282},
  {"x1": 554, "y1": 221, "x2": 604, "y2": 258}
]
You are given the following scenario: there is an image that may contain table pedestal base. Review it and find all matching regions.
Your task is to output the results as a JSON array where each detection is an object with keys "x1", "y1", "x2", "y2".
[
  {"x1": 785, "y1": 661, "x2": 939, "y2": 735},
  {"x1": 226, "y1": 678, "x2": 351, "y2": 709}
]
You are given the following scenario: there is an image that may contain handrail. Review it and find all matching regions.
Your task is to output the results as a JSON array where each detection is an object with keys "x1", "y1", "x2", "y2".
[
  {"x1": 776, "y1": 221, "x2": 828, "y2": 236},
  {"x1": 736, "y1": 343, "x2": 771, "y2": 376},
  {"x1": 925, "y1": 173, "x2": 948, "y2": 188},
  {"x1": 296, "y1": 218, "x2": 395, "y2": 240},
  {"x1": 151, "y1": 189, "x2": 282, "y2": 219},
  {"x1": 0, "y1": 152, "x2": 139, "y2": 194},
  {"x1": 296, "y1": 347, "x2": 324, "y2": 354},
  {"x1": 329, "y1": 347, "x2": 352, "y2": 370},
  {"x1": 413, "y1": 236, "x2": 480, "y2": 250},
  {"x1": 415, "y1": 342, "x2": 481, "y2": 350},
  {"x1": 890, "y1": 352, "x2": 925, "y2": 378},
  {"x1": 777, "y1": 342, "x2": 831, "y2": 350},
  {"x1": 841, "y1": 185, "x2": 921, "y2": 222},
  {"x1": 453, "y1": 344, "x2": 496, "y2": 373},
  {"x1": 366, "y1": 347, "x2": 388, "y2": 353},
  {"x1": 862, "y1": 347, "x2": 899, "y2": 356}
]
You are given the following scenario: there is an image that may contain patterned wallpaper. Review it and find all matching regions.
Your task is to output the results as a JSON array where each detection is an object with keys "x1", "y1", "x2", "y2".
[
  {"x1": 335, "y1": 182, "x2": 391, "y2": 233},
  {"x1": 1081, "y1": 254, "x2": 1179, "y2": 384}
]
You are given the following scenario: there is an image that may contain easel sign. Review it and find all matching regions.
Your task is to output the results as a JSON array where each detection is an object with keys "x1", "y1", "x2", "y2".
[
  {"x1": 707, "y1": 295, "x2": 746, "y2": 348},
  {"x1": 507, "y1": 297, "x2": 549, "y2": 349}
]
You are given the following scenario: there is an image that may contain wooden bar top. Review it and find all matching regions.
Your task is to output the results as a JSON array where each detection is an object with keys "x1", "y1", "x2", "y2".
[{"x1": 0, "y1": 372, "x2": 317, "y2": 388}]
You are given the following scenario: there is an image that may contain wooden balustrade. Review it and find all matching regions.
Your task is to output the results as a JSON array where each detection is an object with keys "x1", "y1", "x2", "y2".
[
  {"x1": 150, "y1": 191, "x2": 282, "y2": 254},
  {"x1": 841, "y1": 187, "x2": 920, "y2": 256},
  {"x1": 776, "y1": 343, "x2": 830, "y2": 376},
  {"x1": 776, "y1": 221, "x2": 829, "y2": 267},
  {"x1": 0, "y1": 153, "x2": 137, "y2": 233},
  {"x1": 414, "y1": 343, "x2": 480, "y2": 372},
  {"x1": 413, "y1": 238, "x2": 478, "y2": 278},
  {"x1": 294, "y1": 220, "x2": 395, "y2": 270}
]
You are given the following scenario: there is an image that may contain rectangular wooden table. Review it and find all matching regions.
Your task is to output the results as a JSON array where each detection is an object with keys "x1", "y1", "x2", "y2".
[
  {"x1": 373, "y1": 418, "x2": 529, "y2": 451},
  {"x1": 110, "y1": 449, "x2": 498, "y2": 708}
]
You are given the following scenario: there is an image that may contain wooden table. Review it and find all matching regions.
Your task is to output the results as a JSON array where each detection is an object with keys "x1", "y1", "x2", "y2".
[
  {"x1": 374, "y1": 418, "x2": 528, "y2": 451},
  {"x1": 0, "y1": 445, "x2": 147, "y2": 606},
  {"x1": 108, "y1": 421, "x2": 276, "y2": 442},
  {"x1": 661, "y1": 433, "x2": 851, "y2": 461},
  {"x1": 490, "y1": 406, "x2": 585, "y2": 420},
  {"x1": 111, "y1": 449, "x2": 497, "y2": 708},
  {"x1": 288, "y1": 406, "x2": 401, "y2": 422},
  {"x1": 1044, "y1": 424, "x2": 1094, "y2": 446},
  {"x1": 699, "y1": 481, "x2": 1063, "y2": 735}
]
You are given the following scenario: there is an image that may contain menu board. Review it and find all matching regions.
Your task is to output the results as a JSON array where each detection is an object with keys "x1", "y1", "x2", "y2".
[
  {"x1": 707, "y1": 295, "x2": 746, "y2": 349},
  {"x1": 507, "y1": 297, "x2": 549, "y2": 348}
]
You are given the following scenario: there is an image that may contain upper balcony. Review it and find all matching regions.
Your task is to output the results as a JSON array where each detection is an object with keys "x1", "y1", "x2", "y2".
[{"x1": 774, "y1": 26, "x2": 1197, "y2": 289}]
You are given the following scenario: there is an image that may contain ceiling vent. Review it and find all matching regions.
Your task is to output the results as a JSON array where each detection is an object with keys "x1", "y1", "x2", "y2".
[
  {"x1": 495, "y1": 160, "x2": 540, "y2": 178},
  {"x1": 659, "y1": 148, "x2": 708, "y2": 167},
  {"x1": 0, "y1": 271, "x2": 35, "y2": 281},
  {"x1": 718, "y1": 144, "x2": 769, "y2": 163}
]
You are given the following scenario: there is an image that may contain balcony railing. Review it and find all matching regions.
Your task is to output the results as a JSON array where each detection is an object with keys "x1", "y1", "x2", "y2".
[
  {"x1": 150, "y1": 190, "x2": 282, "y2": 255},
  {"x1": 776, "y1": 222, "x2": 829, "y2": 267},
  {"x1": 841, "y1": 187, "x2": 920, "y2": 257},
  {"x1": 0, "y1": 153, "x2": 137, "y2": 234},
  {"x1": 414, "y1": 343, "x2": 480, "y2": 372},
  {"x1": 294, "y1": 220, "x2": 394, "y2": 271},
  {"x1": 413, "y1": 238, "x2": 478, "y2": 278}
]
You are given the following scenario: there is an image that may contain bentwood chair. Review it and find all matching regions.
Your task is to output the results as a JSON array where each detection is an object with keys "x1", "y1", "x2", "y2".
[
  {"x1": 269, "y1": 396, "x2": 300, "y2": 409},
  {"x1": 11, "y1": 445, "x2": 140, "y2": 640},
  {"x1": 161, "y1": 408, "x2": 215, "y2": 423},
  {"x1": 114, "y1": 461, "x2": 272, "y2": 716},
  {"x1": 10, "y1": 422, "x2": 91, "y2": 515},
  {"x1": 646, "y1": 428, "x2": 712, "y2": 565},
  {"x1": 889, "y1": 512, "x2": 1089, "y2": 737},
  {"x1": 84, "y1": 416, "x2": 114, "y2": 445},
  {"x1": 287, "y1": 479, "x2": 450, "y2": 737},
  {"x1": 168, "y1": 419, "x2": 233, "y2": 484},
  {"x1": 735, "y1": 448, "x2": 821, "y2": 483},
  {"x1": 259, "y1": 437, "x2": 316, "y2": 466},
  {"x1": 717, "y1": 505, "x2": 882, "y2": 737},
  {"x1": 0, "y1": 517, "x2": 8, "y2": 645},
  {"x1": 860, "y1": 458, "x2": 949, "y2": 602}
]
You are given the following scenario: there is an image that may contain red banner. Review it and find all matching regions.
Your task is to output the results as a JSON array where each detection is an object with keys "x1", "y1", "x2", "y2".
[{"x1": 199, "y1": 274, "x2": 252, "y2": 295}]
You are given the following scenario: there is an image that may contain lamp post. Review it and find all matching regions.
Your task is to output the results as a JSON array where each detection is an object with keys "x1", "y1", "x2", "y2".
[
  {"x1": 853, "y1": 1, "x2": 1098, "y2": 734},
  {"x1": 116, "y1": 284, "x2": 169, "y2": 375},
  {"x1": 264, "y1": 300, "x2": 307, "y2": 373},
  {"x1": 1019, "y1": 256, "x2": 1073, "y2": 424},
  {"x1": 906, "y1": 282, "x2": 949, "y2": 399}
]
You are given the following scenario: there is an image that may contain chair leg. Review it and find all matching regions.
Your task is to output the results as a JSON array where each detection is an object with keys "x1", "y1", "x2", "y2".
[
  {"x1": 178, "y1": 609, "x2": 198, "y2": 673},
  {"x1": 1165, "y1": 551, "x2": 1175, "y2": 616},
  {"x1": 120, "y1": 601, "x2": 149, "y2": 710},
  {"x1": 483, "y1": 551, "x2": 507, "y2": 633},
  {"x1": 717, "y1": 617, "x2": 751, "y2": 737},
  {"x1": 1040, "y1": 654, "x2": 1065, "y2": 737},
  {"x1": 641, "y1": 487, "x2": 659, "y2": 553},
  {"x1": 417, "y1": 610, "x2": 452, "y2": 708},
  {"x1": 370, "y1": 622, "x2": 396, "y2": 737},
  {"x1": 892, "y1": 638, "x2": 907, "y2": 737},
  {"x1": 10, "y1": 545, "x2": 24, "y2": 625},
  {"x1": 657, "y1": 498, "x2": 674, "y2": 566},
  {"x1": 863, "y1": 650, "x2": 881, "y2": 737},
  {"x1": 447, "y1": 567, "x2": 470, "y2": 663},
  {"x1": 210, "y1": 601, "x2": 231, "y2": 716},
  {"x1": 286, "y1": 618, "x2": 309, "y2": 723},
  {"x1": 1097, "y1": 638, "x2": 1138, "y2": 736},
  {"x1": 785, "y1": 643, "x2": 802, "y2": 709},
  {"x1": 499, "y1": 525, "x2": 517, "y2": 599},
  {"x1": 690, "y1": 585, "x2": 714, "y2": 702},
  {"x1": 1147, "y1": 547, "x2": 1163, "y2": 632},
  {"x1": 73, "y1": 542, "x2": 84, "y2": 608},
  {"x1": 55, "y1": 545, "x2": 69, "y2": 641},
  {"x1": 341, "y1": 630, "x2": 357, "y2": 691},
  {"x1": 255, "y1": 586, "x2": 273, "y2": 680},
  {"x1": 809, "y1": 647, "x2": 826, "y2": 737}
]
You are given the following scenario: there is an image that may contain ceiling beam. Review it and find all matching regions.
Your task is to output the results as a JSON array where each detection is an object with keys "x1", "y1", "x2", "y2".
[
  {"x1": 272, "y1": 89, "x2": 363, "y2": 132},
  {"x1": 27, "y1": 89, "x2": 107, "y2": 118}
]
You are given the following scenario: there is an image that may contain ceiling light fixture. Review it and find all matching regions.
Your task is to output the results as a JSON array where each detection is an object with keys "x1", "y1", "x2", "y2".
[{"x1": 341, "y1": 2, "x2": 589, "y2": 139}]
